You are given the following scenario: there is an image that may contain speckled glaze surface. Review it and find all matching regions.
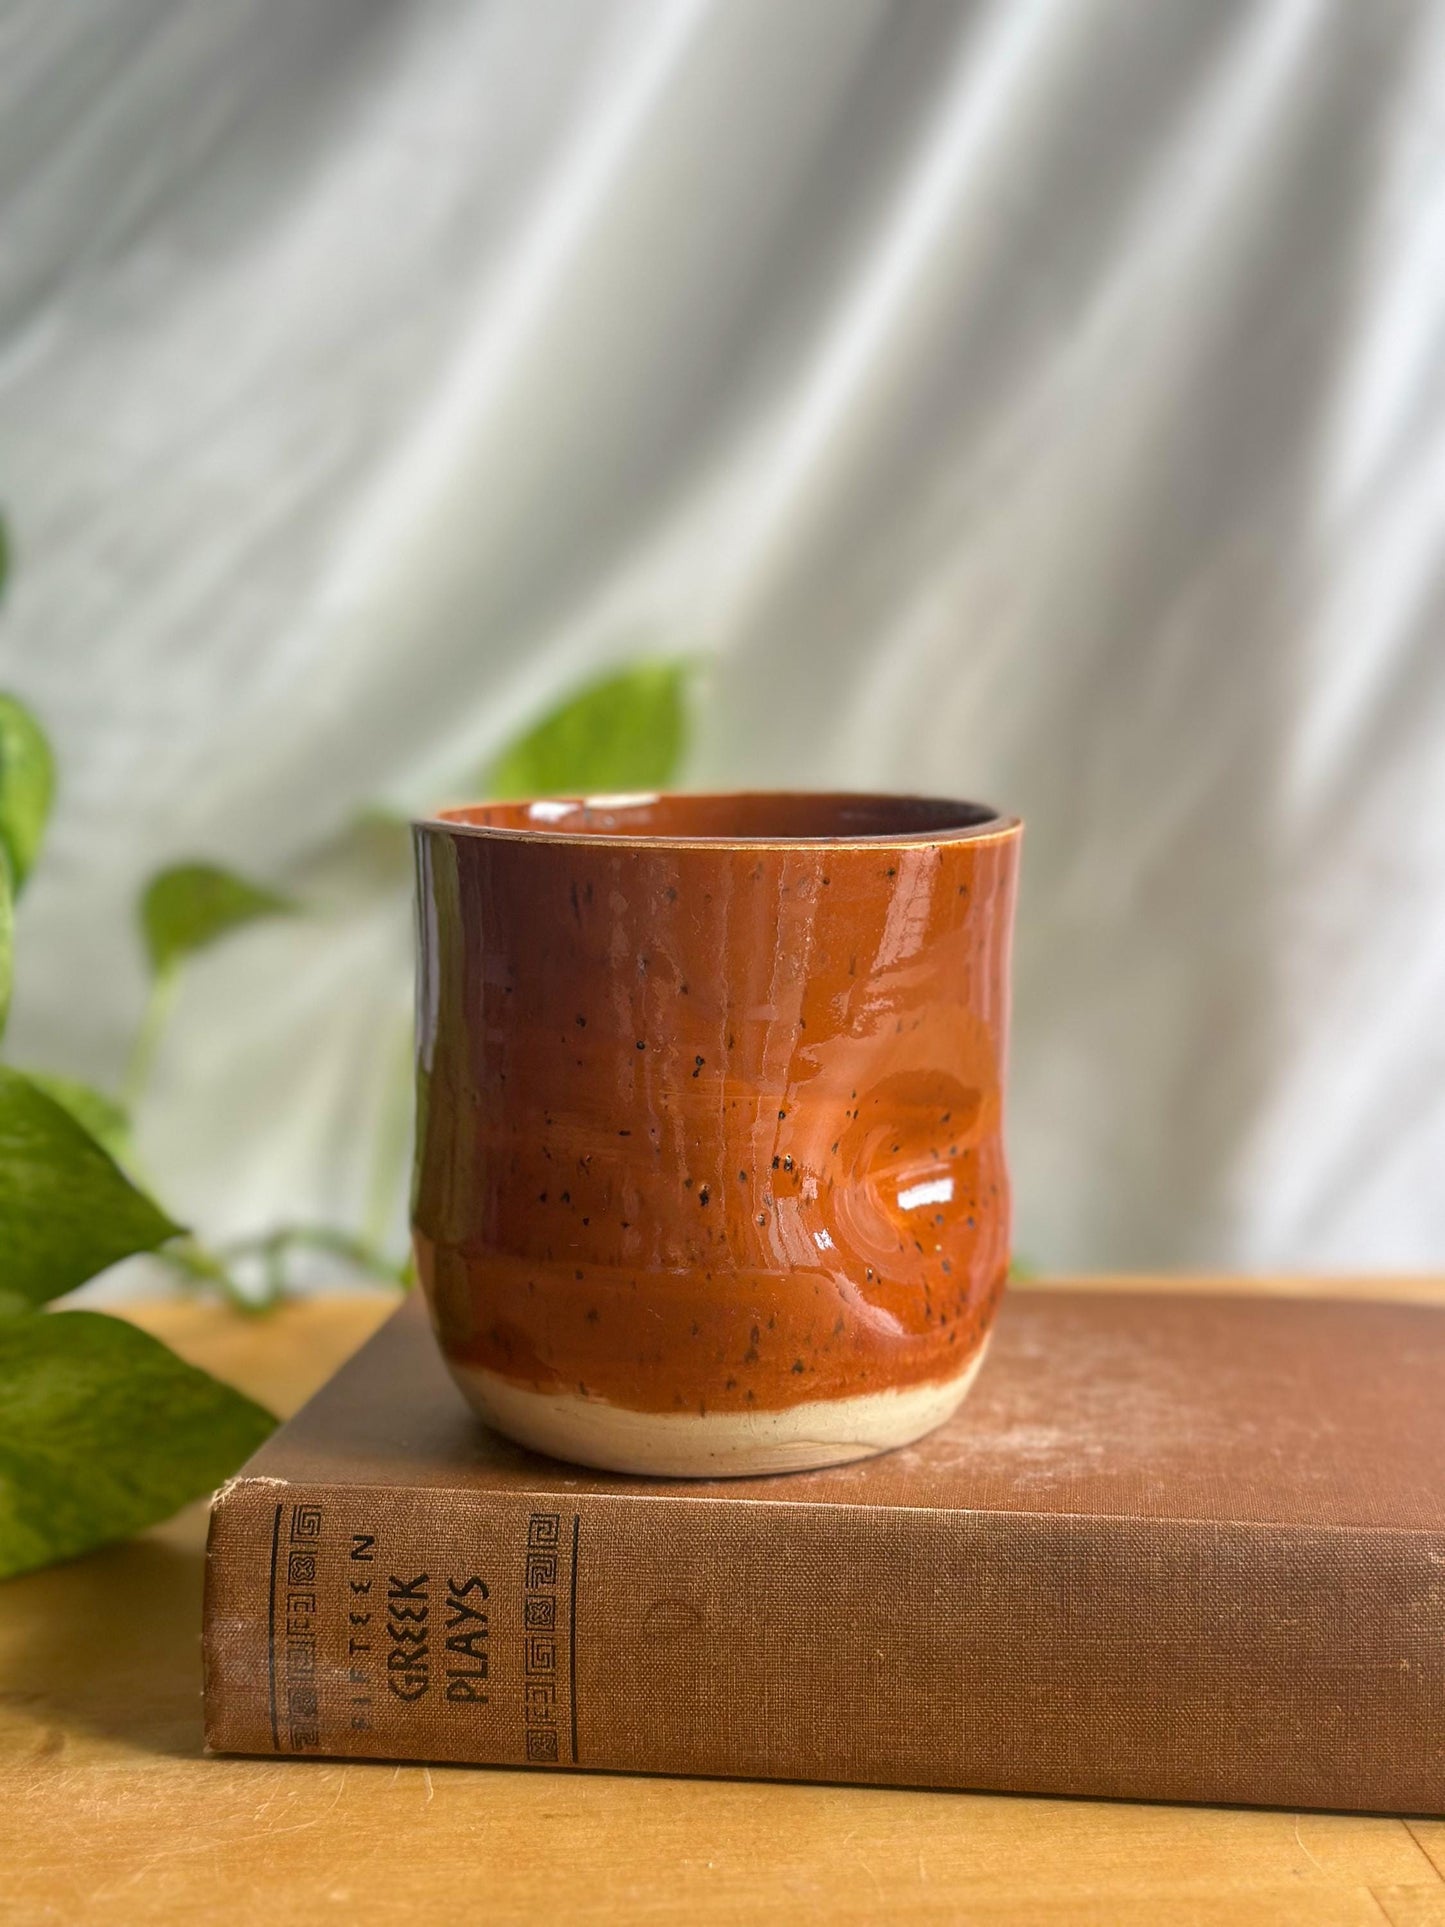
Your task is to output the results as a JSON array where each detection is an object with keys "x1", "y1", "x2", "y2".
[{"x1": 411, "y1": 792, "x2": 1021, "y2": 1476}]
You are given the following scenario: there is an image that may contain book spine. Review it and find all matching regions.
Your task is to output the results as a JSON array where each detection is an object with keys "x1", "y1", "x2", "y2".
[{"x1": 203, "y1": 1477, "x2": 1445, "y2": 1812}]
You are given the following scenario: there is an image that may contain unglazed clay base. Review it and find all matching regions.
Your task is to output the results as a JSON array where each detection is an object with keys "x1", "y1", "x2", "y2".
[{"x1": 445, "y1": 1338, "x2": 991, "y2": 1478}]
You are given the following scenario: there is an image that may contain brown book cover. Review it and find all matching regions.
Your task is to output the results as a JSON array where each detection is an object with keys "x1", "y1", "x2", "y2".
[{"x1": 203, "y1": 1287, "x2": 1445, "y2": 1813}]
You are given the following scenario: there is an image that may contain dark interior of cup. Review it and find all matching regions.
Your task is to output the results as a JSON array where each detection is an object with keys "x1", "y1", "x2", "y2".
[{"x1": 435, "y1": 791, "x2": 1002, "y2": 842}]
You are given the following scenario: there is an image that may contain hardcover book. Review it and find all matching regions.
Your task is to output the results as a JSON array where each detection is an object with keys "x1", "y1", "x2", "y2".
[{"x1": 203, "y1": 1287, "x2": 1445, "y2": 1813}]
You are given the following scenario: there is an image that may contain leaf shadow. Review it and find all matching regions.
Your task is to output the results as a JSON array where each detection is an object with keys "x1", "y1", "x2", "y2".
[{"x1": 3, "y1": 1507, "x2": 209, "y2": 1762}]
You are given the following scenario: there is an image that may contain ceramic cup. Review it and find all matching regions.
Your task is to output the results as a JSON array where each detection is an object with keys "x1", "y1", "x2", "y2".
[{"x1": 412, "y1": 791, "x2": 1021, "y2": 1477}]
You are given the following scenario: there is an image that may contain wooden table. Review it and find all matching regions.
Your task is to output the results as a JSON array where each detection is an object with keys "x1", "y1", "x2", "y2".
[{"x1": 4, "y1": 1279, "x2": 1445, "y2": 1925}]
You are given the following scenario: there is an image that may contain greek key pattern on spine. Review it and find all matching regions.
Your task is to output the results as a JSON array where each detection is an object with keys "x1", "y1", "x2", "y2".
[
  {"x1": 522, "y1": 1513, "x2": 561, "y2": 1760},
  {"x1": 278, "y1": 1503, "x2": 324, "y2": 1751}
]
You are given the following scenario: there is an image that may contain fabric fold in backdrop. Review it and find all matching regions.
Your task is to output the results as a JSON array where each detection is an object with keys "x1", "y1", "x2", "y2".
[{"x1": 2, "y1": 0, "x2": 1444, "y2": 1272}]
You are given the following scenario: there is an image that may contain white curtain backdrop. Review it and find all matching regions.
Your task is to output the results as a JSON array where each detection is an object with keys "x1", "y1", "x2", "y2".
[{"x1": 3, "y1": 0, "x2": 1444, "y2": 1278}]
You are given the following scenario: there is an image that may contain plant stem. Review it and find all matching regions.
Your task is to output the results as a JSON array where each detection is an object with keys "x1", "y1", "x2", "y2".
[
  {"x1": 151, "y1": 1237, "x2": 260, "y2": 1315},
  {"x1": 124, "y1": 963, "x2": 179, "y2": 1108},
  {"x1": 218, "y1": 1222, "x2": 412, "y2": 1287},
  {"x1": 155, "y1": 1219, "x2": 409, "y2": 1314}
]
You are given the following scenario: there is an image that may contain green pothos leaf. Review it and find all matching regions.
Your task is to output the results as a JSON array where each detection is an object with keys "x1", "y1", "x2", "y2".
[
  {"x1": 0, "y1": 855, "x2": 12, "y2": 1041},
  {"x1": 0, "y1": 1067, "x2": 181, "y2": 1309},
  {"x1": 139, "y1": 863, "x2": 293, "y2": 977},
  {"x1": 0, "y1": 693, "x2": 56, "y2": 894},
  {"x1": 22, "y1": 1074, "x2": 132, "y2": 1169},
  {"x1": 485, "y1": 660, "x2": 691, "y2": 800},
  {"x1": 0, "y1": 1310, "x2": 275, "y2": 1578}
]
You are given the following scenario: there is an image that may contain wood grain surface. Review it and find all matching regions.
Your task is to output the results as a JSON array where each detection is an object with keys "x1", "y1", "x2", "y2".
[{"x1": 3, "y1": 1279, "x2": 1444, "y2": 1926}]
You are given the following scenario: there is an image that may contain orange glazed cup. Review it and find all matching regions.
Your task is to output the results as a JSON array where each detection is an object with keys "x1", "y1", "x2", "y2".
[{"x1": 412, "y1": 792, "x2": 1021, "y2": 1477}]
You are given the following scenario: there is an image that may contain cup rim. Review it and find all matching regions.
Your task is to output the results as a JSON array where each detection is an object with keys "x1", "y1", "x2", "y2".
[{"x1": 415, "y1": 789, "x2": 1021, "y2": 851}]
